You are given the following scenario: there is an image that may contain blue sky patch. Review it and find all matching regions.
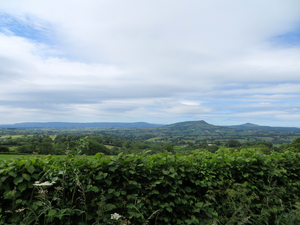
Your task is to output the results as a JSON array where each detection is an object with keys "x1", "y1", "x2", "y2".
[
  {"x1": 270, "y1": 28, "x2": 300, "y2": 47},
  {"x1": 0, "y1": 14, "x2": 55, "y2": 45}
]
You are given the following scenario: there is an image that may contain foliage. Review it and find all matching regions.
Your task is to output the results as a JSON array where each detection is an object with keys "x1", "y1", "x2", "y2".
[
  {"x1": 1, "y1": 148, "x2": 300, "y2": 224},
  {"x1": 226, "y1": 139, "x2": 241, "y2": 147},
  {"x1": 0, "y1": 146, "x2": 9, "y2": 153}
]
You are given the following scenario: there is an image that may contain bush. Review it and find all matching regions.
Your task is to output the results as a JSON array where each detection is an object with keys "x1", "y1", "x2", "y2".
[{"x1": 1, "y1": 149, "x2": 300, "y2": 224}]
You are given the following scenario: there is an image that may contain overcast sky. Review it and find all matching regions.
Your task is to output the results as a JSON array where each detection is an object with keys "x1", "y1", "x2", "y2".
[{"x1": 1, "y1": 0, "x2": 300, "y2": 126}]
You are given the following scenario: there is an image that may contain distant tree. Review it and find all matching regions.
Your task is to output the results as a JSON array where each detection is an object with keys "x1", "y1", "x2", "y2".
[
  {"x1": 0, "y1": 146, "x2": 9, "y2": 152},
  {"x1": 207, "y1": 145, "x2": 219, "y2": 153},
  {"x1": 87, "y1": 140, "x2": 110, "y2": 155},
  {"x1": 226, "y1": 139, "x2": 241, "y2": 148},
  {"x1": 292, "y1": 137, "x2": 300, "y2": 144},
  {"x1": 122, "y1": 141, "x2": 132, "y2": 149},
  {"x1": 213, "y1": 140, "x2": 221, "y2": 146},
  {"x1": 290, "y1": 137, "x2": 300, "y2": 150},
  {"x1": 163, "y1": 143, "x2": 174, "y2": 153},
  {"x1": 17, "y1": 144, "x2": 35, "y2": 154},
  {"x1": 38, "y1": 142, "x2": 53, "y2": 154},
  {"x1": 255, "y1": 141, "x2": 272, "y2": 149}
]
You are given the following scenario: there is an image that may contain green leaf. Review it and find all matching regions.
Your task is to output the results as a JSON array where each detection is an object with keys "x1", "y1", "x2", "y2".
[
  {"x1": 114, "y1": 191, "x2": 120, "y2": 197},
  {"x1": 126, "y1": 203, "x2": 134, "y2": 209},
  {"x1": 166, "y1": 207, "x2": 172, "y2": 212},
  {"x1": 34, "y1": 201, "x2": 43, "y2": 206},
  {"x1": 0, "y1": 175, "x2": 8, "y2": 182},
  {"x1": 185, "y1": 186, "x2": 192, "y2": 193},
  {"x1": 169, "y1": 173, "x2": 176, "y2": 178},
  {"x1": 22, "y1": 173, "x2": 31, "y2": 181},
  {"x1": 130, "y1": 180, "x2": 137, "y2": 185},
  {"x1": 109, "y1": 166, "x2": 118, "y2": 172},
  {"x1": 90, "y1": 186, "x2": 99, "y2": 193},
  {"x1": 48, "y1": 209, "x2": 57, "y2": 217},
  {"x1": 105, "y1": 179, "x2": 112, "y2": 185},
  {"x1": 212, "y1": 211, "x2": 218, "y2": 216},
  {"x1": 18, "y1": 182, "x2": 27, "y2": 193},
  {"x1": 8, "y1": 172, "x2": 17, "y2": 177},
  {"x1": 14, "y1": 176, "x2": 24, "y2": 185},
  {"x1": 106, "y1": 203, "x2": 116, "y2": 211},
  {"x1": 4, "y1": 190, "x2": 15, "y2": 199},
  {"x1": 108, "y1": 188, "x2": 114, "y2": 194},
  {"x1": 152, "y1": 190, "x2": 159, "y2": 194},
  {"x1": 27, "y1": 165, "x2": 35, "y2": 174},
  {"x1": 94, "y1": 152, "x2": 102, "y2": 159},
  {"x1": 195, "y1": 202, "x2": 203, "y2": 208},
  {"x1": 31, "y1": 173, "x2": 39, "y2": 179}
]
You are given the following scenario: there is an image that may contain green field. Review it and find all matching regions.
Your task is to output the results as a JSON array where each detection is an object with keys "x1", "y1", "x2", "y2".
[
  {"x1": 49, "y1": 134, "x2": 56, "y2": 140},
  {"x1": 0, "y1": 154, "x2": 102, "y2": 161},
  {"x1": 0, "y1": 134, "x2": 34, "y2": 139},
  {"x1": 104, "y1": 145, "x2": 120, "y2": 149},
  {"x1": 146, "y1": 137, "x2": 164, "y2": 141},
  {"x1": 0, "y1": 154, "x2": 33, "y2": 160}
]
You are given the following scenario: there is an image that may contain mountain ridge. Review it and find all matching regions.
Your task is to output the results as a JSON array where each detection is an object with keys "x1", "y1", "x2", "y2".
[
  {"x1": 0, "y1": 122, "x2": 164, "y2": 129},
  {"x1": 0, "y1": 120, "x2": 300, "y2": 132}
]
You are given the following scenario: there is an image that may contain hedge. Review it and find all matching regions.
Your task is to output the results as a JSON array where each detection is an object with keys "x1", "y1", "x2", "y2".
[{"x1": 1, "y1": 148, "x2": 300, "y2": 225}]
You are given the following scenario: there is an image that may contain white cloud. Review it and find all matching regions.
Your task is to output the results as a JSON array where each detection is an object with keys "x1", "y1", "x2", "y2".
[{"x1": 0, "y1": 0, "x2": 300, "y2": 125}]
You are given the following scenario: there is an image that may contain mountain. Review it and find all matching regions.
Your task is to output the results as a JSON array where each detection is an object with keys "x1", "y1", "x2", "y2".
[
  {"x1": 0, "y1": 122, "x2": 164, "y2": 129},
  {"x1": 1, "y1": 120, "x2": 300, "y2": 133},
  {"x1": 156, "y1": 120, "x2": 235, "y2": 136},
  {"x1": 225, "y1": 123, "x2": 300, "y2": 132}
]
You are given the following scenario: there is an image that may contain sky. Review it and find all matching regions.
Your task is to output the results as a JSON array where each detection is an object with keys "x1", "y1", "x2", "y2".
[{"x1": 1, "y1": 0, "x2": 300, "y2": 126}]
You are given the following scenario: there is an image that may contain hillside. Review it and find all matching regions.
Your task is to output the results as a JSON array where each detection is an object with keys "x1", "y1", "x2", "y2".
[
  {"x1": 0, "y1": 122, "x2": 164, "y2": 129},
  {"x1": 156, "y1": 120, "x2": 236, "y2": 136},
  {"x1": 225, "y1": 123, "x2": 300, "y2": 132}
]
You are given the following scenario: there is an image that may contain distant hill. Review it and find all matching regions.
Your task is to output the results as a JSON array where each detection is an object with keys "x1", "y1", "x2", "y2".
[
  {"x1": 0, "y1": 122, "x2": 164, "y2": 129},
  {"x1": 225, "y1": 123, "x2": 300, "y2": 132},
  {"x1": 156, "y1": 120, "x2": 236, "y2": 136},
  {"x1": 152, "y1": 120, "x2": 300, "y2": 138},
  {"x1": 1, "y1": 120, "x2": 300, "y2": 134}
]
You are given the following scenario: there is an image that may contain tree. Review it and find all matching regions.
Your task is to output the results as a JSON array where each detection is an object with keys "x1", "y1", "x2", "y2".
[
  {"x1": 207, "y1": 145, "x2": 219, "y2": 153},
  {"x1": 86, "y1": 140, "x2": 110, "y2": 155},
  {"x1": 213, "y1": 140, "x2": 221, "y2": 146},
  {"x1": 226, "y1": 139, "x2": 241, "y2": 148},
  {"x1": 292, "y1": 137, "x2": 300, "y2": 144},
  {"x1": 17, "y1": 144, "x2": 35, "y2": 154},
  {"x1": 38, "y1": 142, "x2": 53, "y2": 154},
  {"x1": 0, "y1": 146, "x2": 9, "y2": 152},
  {"x1": 163, "y1": 143, "x2": 174, "y2": 153}
]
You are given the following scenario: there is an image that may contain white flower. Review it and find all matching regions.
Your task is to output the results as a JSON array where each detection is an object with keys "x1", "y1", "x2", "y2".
[
  {"x1": 33, "y1": 181, "x2": 55, "y2": 187},
  {"x1": 111, "y1": 212, "x2": 122, "y2": 220},
  {"x1": 15, "y1": 208, "x2": 25, "y2": 213}
]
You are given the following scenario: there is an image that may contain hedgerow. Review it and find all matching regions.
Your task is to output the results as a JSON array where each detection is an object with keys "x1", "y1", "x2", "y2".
[{"x1": 1, "y1": 148, "x2": 300, "y2": 224}]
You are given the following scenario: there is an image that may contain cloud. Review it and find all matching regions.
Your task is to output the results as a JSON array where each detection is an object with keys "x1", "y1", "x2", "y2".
[{"x1": 0, "y1": 0, "x2": 300, "y2": 125}]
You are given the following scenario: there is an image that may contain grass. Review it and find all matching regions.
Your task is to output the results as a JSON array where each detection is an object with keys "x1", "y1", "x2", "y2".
[
  {"x1": 49, "y1": 134, "x2": 56, "y2": 140},
  {"x1": 0, "y1": 154, "x2": 104, "y2": 161},
  {"x1": 8, "y1": 146, "x2": 19, "y2": 151},
  {"x1": 146, "y1": 137, "x2": 164, "y2": 142},
  {"x1": 0, "y1": 134, "x2": 34, "y2": 139},
  {"x1": 0, "y1": 154, "x2": 34, "y2": 160},
  {"x1": 104, "y1": 145, "x2": 120, "y2": 149}
]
